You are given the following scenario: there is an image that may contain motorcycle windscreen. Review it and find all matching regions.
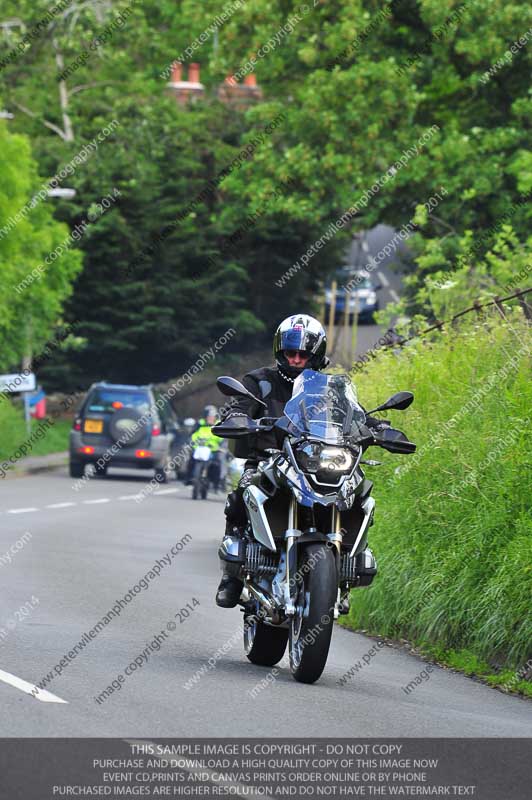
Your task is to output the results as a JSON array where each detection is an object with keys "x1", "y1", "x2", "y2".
[
  {"x1": 283, "y1": 370, "x2": 366, "y2": 444},
  {"x1": 193, "y1": 446, "x2": 212, "y2": 461}
]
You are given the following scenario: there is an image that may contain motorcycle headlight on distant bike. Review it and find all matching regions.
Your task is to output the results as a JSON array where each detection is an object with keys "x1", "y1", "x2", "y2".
[{"x1": 296, "y1": 443, "x2": 356, "y2": 476}]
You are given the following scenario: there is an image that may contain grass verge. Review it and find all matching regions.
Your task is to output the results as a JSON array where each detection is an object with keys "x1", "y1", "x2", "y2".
[
  {"x1": 0, "y1": 399, "x2": 70, "y2": 465},
  {"x1": 341, "y1": 310, "x2": 531, "y2": 685}
]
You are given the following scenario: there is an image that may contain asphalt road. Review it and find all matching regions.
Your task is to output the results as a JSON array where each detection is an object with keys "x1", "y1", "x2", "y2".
[{"x1": 0, "y1": 468, "x2": 530, "y2": 737}]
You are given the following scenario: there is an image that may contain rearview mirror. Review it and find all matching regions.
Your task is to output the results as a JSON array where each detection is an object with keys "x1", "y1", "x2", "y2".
[
  {"x1": 367, "y1": 391, "x2": 413, "y2": 414},
  {"x1": 216, "y1": 376, "x2": 267, "y2": 408}
]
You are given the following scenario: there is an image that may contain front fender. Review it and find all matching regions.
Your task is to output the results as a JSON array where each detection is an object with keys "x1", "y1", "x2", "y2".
[{"x1": 293, "y1": 533, "x2": 340, "y2": 584}]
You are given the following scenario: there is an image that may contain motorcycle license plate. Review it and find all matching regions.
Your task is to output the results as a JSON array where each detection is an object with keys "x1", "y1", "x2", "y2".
[{"x1": 84, "y1": 419, "x2": 103, "y2": 433}]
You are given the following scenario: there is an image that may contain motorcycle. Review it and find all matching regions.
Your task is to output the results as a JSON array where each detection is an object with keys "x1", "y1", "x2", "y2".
[
  {"x1": 191, "y1": 445, "x2": 212, "y2": 500},
  {"x1": 213, "y1": 369, "x2": 416, "y2": 684}
]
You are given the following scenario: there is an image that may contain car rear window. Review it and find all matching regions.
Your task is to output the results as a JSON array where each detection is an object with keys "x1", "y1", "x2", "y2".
[{"x1": 85, "y1": 389, "x2": 151, "y2": 414}]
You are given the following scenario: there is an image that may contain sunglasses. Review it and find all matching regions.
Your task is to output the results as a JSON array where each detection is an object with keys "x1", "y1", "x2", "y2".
[{"x1": 284, "y1": 350, "x2": 309, "y2": 359}]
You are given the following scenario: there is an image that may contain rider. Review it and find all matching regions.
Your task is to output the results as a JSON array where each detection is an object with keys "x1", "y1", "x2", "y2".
[
  {"x1": 215, "y1": 314, "x2": 328, "y2": 608},
  {"x1": 186, "y1": 406, "x2": 219, "y2": 484}
]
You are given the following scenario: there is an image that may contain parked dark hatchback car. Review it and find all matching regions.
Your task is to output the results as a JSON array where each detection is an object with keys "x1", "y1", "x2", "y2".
[{"x1": 69, "y1": 382, "x2": 181, "y2": 481}]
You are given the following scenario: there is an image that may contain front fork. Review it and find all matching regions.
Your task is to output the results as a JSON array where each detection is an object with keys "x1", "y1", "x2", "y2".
[
  {"x1": 284, "y1": 496, "x2": 299, "y2": 616},
  {"x1": 327, "y1": 506, "x2": 343, "y2": 620},
  {"x1": 284, "y1": 500, "x2": 343, "y2": 618}
]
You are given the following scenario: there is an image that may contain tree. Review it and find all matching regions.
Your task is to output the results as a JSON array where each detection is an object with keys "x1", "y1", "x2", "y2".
[
  {"x1": 203, "y1": 0, "x2": 532, "y2": 315},
  {"x1": 0, "y1": 118, "x2": 82, "y2": 369},
  {"x1": 4, "y1": 0, "x2": 529, "y2": 387}
]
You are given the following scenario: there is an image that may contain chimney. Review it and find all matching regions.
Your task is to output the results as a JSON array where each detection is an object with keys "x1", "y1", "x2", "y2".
[
  {"x1": 217, "y1": 72, "x2": 263, "y2": 108},
  {"x1": 188, "y1": 63, "x2": 200, "y2": 84},
  {"x1": 243, "y1": 73, "x2": 262, "y2": 101},
  {"x1": 167, "y1": 61, "x2": 205, "y2": 106}
]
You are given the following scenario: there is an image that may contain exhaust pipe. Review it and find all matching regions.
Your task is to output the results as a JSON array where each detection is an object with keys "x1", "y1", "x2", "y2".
[{"x1": 246, "y1": 581, "x2": 277, "y2": 616}]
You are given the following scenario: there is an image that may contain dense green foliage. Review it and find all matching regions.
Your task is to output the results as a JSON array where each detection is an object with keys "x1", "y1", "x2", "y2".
[
  {"x1": 0, "y1": 121, "x2": 82, "y2": 369},
  {"x1": 344, "y1": 309, "x2": 531, "y2": 672},
  {"x1": 0, "y1": 0, "x2": 530, "y2": 384}
]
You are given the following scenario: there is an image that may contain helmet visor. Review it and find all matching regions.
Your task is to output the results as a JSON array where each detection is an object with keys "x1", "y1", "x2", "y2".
[{"x1": 278, "y1": 327, "x2": 321, "y2": 354}]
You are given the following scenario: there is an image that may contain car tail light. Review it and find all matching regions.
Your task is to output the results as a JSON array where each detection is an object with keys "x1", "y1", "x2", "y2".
[
  {"x1": 79, "y1": 446, "x2": 94, "y2": 455},
  {"x1": 135, "y1": 449, "x2": 153, "y2": 458},
  {"x1": 73, "y1": 418, "x2": 82, "y2": 431},
  {"x1": 152, "y1": 424, "x2": 161, "y2": 436},
  {"x1": 112, "y1": 401, "x2": 123, "y2": 409}
]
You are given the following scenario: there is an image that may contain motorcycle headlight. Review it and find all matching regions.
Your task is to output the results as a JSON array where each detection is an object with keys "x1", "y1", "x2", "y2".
[
  {"x1": 295, "y1": 443, "x2": 322, "y2": 473},
  {"x1": 319, "y1": 446, "x2": 355, "y2": 472},
  {"x1": 296, "y1": 443, "x2": 355, "y2": 474}
]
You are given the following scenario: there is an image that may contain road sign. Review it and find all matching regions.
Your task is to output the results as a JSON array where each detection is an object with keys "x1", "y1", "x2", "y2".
[{"x1": 0, "y1": 372, "x2": 37, "y2": 393}]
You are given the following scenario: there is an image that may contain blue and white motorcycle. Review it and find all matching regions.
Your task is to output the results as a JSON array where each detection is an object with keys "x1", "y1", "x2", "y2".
[{"x1": 213, "y1": 369, "x2": 416, "y2": 684}]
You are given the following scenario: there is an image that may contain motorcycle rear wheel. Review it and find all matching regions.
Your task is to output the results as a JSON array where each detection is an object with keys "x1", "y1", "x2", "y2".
[
  {"x1": 244, "y1": 602, "x2": 288, "y2": 667},
  {"x1": 289, "y1": 543, "x2": 336, "y2": 684}
]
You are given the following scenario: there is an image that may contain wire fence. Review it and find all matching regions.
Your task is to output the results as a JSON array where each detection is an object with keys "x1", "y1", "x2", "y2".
[
  {"x1": 383, "y1": 286, "x2": 532, "y2": 350},
  {"x1": 339, "y1": 287, "x2": 532, "y2": 371}
]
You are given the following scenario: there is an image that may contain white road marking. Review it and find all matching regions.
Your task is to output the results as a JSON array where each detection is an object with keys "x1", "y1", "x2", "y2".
[
  {"x1": 390, "y1": 289, "x2": 400, "y2": 303},
  {"x1": 377, "y1": 270, "x2": 390, "y2": 288},
  {"x1": 0, "y1": 668, "x2": 68, "y2": 704},
  {"x1": 82, "y1": 498, "x2": 110, "y2": 505},
  {"x1": 4, "y1": 488, "x2": 181, "y2": 515}
]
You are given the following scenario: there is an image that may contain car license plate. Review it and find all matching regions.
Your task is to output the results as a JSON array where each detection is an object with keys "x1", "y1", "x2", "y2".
[{"x1": 84, "y1": 419, "x2": 103, "y2": 433}]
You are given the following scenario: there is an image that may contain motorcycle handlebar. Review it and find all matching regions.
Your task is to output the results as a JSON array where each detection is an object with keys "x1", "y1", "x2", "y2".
[{"x1": 215, "y1": 414, "x2": 415, "y2": 453}]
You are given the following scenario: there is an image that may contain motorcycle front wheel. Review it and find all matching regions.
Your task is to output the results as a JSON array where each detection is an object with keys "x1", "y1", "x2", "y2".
[
  {"x1": 191, "y1": 462, "x2": 202, "y2": 500},
  {"x1": 289, "y1": 543, "x2": 336, "y2": 684}
]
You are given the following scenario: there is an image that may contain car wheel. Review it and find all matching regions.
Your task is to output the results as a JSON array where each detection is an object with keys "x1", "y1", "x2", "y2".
[
  {"x1": 69, "y1": 461, "x2": 84, "y2": 478},
  {"x1": 94, "y1": 462, "x2": 107, "y2": 477}
]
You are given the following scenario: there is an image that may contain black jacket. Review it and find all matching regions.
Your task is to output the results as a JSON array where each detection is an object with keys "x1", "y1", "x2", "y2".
[
  {"x1": 224, "y1": 365, "x2": 294, "y2": 463},
  {"x1": 222, "y1": 366, "x2": 378, "y2": 465}
]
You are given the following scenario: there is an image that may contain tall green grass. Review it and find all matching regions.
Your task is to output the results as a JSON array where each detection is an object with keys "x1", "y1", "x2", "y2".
[
  {"x1": 0, "y1": 399, "x2": 70, "y2": 464},
  {"x1": 345, "y1": 312, "x2": 531, "y2": 671}
]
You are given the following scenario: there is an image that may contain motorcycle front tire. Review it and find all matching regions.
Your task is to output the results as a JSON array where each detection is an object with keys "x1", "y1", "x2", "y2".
[{"x1": 289, "y1": 543, "x2": 336, "y2": 684}]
